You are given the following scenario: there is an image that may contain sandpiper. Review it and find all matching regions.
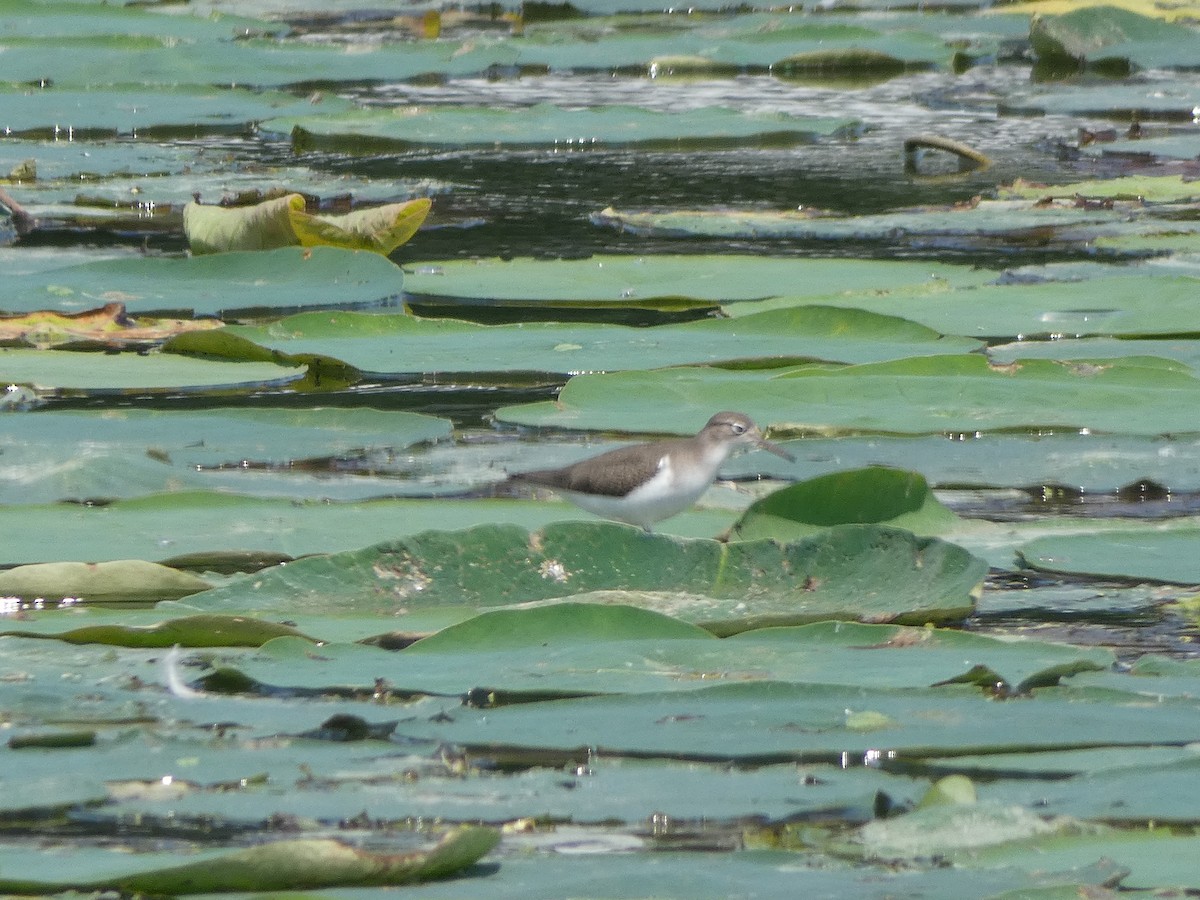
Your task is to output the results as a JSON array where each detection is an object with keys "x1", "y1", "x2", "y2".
[{"x1": 507, "y1": 411, "x2": 794, "y2": 531}]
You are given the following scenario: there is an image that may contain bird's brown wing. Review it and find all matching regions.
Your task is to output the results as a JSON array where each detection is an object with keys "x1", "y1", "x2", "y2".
[{"x1": 509, "y1": 442, "x2": 671, "y2": 497}]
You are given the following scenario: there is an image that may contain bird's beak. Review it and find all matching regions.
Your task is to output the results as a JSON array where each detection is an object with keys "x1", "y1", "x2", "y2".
[{"x1": 755, "y1": 436, "x2": 796, "y2": 462}]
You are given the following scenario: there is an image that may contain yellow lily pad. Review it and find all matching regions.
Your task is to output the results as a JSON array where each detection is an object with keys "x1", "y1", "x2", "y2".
[
  {"x1": 289, "y1": 197, "x2": 431, "y2": 255},
  {"x1": 184, "y1": 194, "x2": 430, "y2": 256}
]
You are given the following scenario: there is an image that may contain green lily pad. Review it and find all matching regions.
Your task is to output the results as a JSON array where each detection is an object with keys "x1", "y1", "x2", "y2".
[
  {"x1": 179, "y1": 522, "x2": 987, "y2": 630},
  {"x1": 0, "y1": 560, "x2": 211, "y2": 603},
  {"x1": 940, "y1": 825, "x2": 1200, "y2": 891},
  {"x1": 1017, "y1": 530, "x2": 1200, "y2": 584},
  {"x1": 988, "y1": 336, "x2": 1200, "y2": 370},
  {"x1": 100, "y1": 753, "x2": 914, "y2": 832},
  {"x1": 0, "y1": 84, "x2": 355, "y2": 139},
  {"x1": 497, "y1": 355, "x2": 1200, "y2": 437},
  {"x1": 395, "y1": 679, "x2": 1200, "y2": 761},
  {"x1": 1029, "y1": 5, "x2": 1200, "y2": 69},
  {"x1": 0, "y1": 837, "x2": 1114, "y2": 900},
  {"x1": 1083, "y1": 134, "x2": 1200, "y2": 161},
  {"x1": 1001, "y1": 82, "x2": 1200, "y2": 119},
  {"x1": 998, "y1": 174, "x2": 1200, "y2": 203},
  {"x1": 409, "y1": 602, "x2": 714, "y2": 651},
  {"x1": 0, "y1": 407, "x2": 452, "y2": 505},
  {"x1": 734, "y1": 273, "x2": 1200, "y2": 341},
  {"x1": 0, "y1": 246, "x2": 406, "y2": 317},
  {"x1": 401, "y1": 255, "x2": 993, "y2": 305},
  {"x1": 0, "y1": 5, "x2": 971, "y2": 90},
  {"x1": 189, "y1": 616, "x2": 1110, "y2": 701},
  {"x1": 0, "y1": 827, "x2": 499, "y2": 894},
  {"x1": 0, "y1": 614, "x2": 312, "y2": 648},
  {"x1": 0, "y1": 492, "x2": 737, "y2": 567},
  {"x1": 0, "y1": 347, "x2": 303, "y2": 393},
  {"x1": 225, "y1": 306, "x2": 982, "y2": 377},
  {"x1": 729, "y1": 467, "x2": 961, "y2": 542},
  {"x1": 273, "y1": 104, "x2": 856, "y2": 153},
  {"x1": 980, "y1": 754, "x2": 1200, "y2": 825}
]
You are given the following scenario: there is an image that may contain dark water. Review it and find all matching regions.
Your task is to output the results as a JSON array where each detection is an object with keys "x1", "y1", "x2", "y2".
[{"x1": 303, "y1": 69, "x2": 1093, "y2": 265}]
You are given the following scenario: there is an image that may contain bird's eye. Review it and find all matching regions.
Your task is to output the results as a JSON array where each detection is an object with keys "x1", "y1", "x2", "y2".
[{"x1": 730, "y1": 423, "x2": 746, "y2": 435}]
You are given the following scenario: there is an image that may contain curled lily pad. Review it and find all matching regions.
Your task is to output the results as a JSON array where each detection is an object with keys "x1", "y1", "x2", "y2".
[
  {"x1": 184, "y1": 194, "x2": 303, "y2": 255},
  {"x1": 729, "y1": 467, "x2": 960, "y2": 542},
  {"x1": 185, "y1": 195, "x2": 431, "y2": 255},
  {"x1": 289, "y1": 197, "x2": 431, "y2": 255}
]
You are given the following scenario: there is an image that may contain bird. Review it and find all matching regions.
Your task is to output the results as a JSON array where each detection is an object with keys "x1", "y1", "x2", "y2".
[{"x1": 505, "y1": 411, "x2": 794, "y2": 531}]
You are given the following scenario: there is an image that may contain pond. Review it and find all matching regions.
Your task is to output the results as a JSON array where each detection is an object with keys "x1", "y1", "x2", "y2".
[{"x1": 3, "y1": 0, "x2": 1200, "y2": 895}]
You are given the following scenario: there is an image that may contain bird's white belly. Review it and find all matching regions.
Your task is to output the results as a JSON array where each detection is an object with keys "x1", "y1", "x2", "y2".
[{"x1": 561, "y1": 455, "x2": 713, "y2": 529}]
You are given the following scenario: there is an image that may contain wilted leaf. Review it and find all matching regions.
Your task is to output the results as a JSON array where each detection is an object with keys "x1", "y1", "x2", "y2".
[
  {"x1": 184, "y1": 194, "x2": 304, "y2": 255},
  {"x1": 289, "y1": 197, "x2": 432, "y2": 255},
  {"x1": 0, "y1": 302, "x2": 221, "y2": 349},
  {"x1": 186, "y1": 195, "x2": 431, "y2": 256}
]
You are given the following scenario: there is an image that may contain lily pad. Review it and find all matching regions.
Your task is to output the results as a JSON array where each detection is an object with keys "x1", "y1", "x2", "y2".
[
  {"x1": 1082, "y1": 133, "x2": 1200, "y2": 161},
  {"x1": 225, "y1": 306, "x2": 982, "y2": 377},
  {"x1": 1001, "y1": 81, "x2": 1200, "y2": 119},
  {"x1": 401, "y1": 255, "x2": 993, "y2": 305},
  {"x1": 0, "y1": 614, "x2": 312, "y2": 648},
  {"x1": 179, "y1": 521, "x2": 987, "y2": 630},
  {"x1": 188, "y1": 615, "x2": 1111, "y2": 701},
  {"x1": 938, "y1": 825, "x2": 1200, "y2": 891},
  {"x1": 184, "y1": 195, "x2": 431, "y2": 255},
  {"x1": 0, "y1": 246, "x2": 406, "y2": 317},
  {"x1": 274, "y1": 104, "x2": 856, "y2": 153},
  {"x1": 732, "y1": 274, "x2": 1200, "y2": 341},
  {"x1": 1029, "y1": 5, "x2": 1200, "y2": 70},
  {"x1": 0, "y1": 84, "x2": 355, "y2": 139},
  {"x1": 0, "y1": 491, "x2": 738, "y2": 567},
  {"x1": 0, "y1": 560, "x2": 211, "y2": 603},
  {"x1": 0, "y1": 346, "x2": 303, "y2": 393},
  {"x1": 395, "y1": 679, "x2": 1200, "y2": 761},
  {"x1": 999, "y1": 174, "x2": 1200, "y2": 203},
  {"x1": 0, "y1": 827, "x2": 499, "y2": 894},
  {"x1": 729, "y1": 467, "x2": 961, "y2": 541},
  {"x1": 1017, "y1": 531, "x2": 1200, "y2": 584},
  {"x1": 497, "y1": 355, "x2": 1200, "y2": 437},
  {"x1": 0, "y1": 407, "x2": 452, "y2": 505}
]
